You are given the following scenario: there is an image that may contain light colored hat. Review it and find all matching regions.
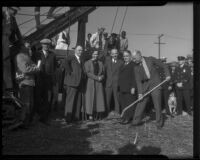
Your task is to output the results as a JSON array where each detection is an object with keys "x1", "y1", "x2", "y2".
[{"x1": 40, "y1": 38, "x2": 51, "y2": 44}]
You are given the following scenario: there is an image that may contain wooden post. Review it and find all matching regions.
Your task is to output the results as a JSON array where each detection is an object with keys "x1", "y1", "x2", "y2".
[{"x1": 76, "y1": 15, "x2": 88, "y2": 49}]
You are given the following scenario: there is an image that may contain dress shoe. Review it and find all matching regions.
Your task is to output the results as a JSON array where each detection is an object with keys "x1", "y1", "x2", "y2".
[
  {"x1": 119, "y1": 119, "x2": 130, "y2": 125},
  {"x1": 156, "y1": 125, "x2": 162, "y2": 130}
]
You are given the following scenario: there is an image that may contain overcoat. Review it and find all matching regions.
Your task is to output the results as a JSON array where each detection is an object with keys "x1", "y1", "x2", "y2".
[{"x1": 84, "y1": 59, "x2": 105, "y2": 114}]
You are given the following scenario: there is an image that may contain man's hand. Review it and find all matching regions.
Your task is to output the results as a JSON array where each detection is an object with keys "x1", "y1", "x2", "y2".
[
  {"x1": 138, "y1": 94, "x2": 143, "y2": 100},
  {"x1": 168, "y1": 86, "x2": 172, "y2": 90},
  {"x1": 166, "y1": 76, "x2": 171, "y2": 81},
  {"x1": 131, "y1": 88, "x2": 135, "y2": 95},
  {"x1": 98, "y1": 76, "x2": 103, "y2": 81}
]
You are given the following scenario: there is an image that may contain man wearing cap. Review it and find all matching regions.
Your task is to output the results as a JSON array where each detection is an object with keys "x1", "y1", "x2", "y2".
[
  {"x1": 63, "y1": 45, "x2": 85, "y2": 124},
  {"x1": 36, "y1": 38, "x2": 57, "y2": 124},
  {"x1": 174, "y1": 56, "x2": 192, "y2": 116},
  {"x1": 131, "y1": 50, "x2": 171, "y2": 129}
]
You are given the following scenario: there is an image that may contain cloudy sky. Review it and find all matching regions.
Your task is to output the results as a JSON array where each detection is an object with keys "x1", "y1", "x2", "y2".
[{"x1": 5, "y1": 3, "x2": 193, "y2": 62}]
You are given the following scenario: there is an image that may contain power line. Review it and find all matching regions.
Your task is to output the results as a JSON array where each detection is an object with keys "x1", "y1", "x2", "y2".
[
  {"x1": 110, "y1": 7, "x2": 119, "y2": 34},
  {"x1": 164, "y1": 34, "x2": 191, "y2": 41},
  {"x1": 119, "y1": 6, "x2": 128, "y2": 34}
]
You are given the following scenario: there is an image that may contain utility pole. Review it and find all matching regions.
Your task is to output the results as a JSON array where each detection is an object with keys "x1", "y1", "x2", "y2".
[{"x1": 154, "y1": 34, "x2": 166, "y2": 59}]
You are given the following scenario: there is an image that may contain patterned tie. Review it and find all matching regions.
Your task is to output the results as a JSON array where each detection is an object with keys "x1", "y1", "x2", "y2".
[{"x1": 142, "y1": 58, "x2": 151, "y2": 79}]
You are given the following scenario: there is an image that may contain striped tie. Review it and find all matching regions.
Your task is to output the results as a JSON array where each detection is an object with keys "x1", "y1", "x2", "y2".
[{"x1": 142, "y1": 58, "x2": 151, "y2": 79}]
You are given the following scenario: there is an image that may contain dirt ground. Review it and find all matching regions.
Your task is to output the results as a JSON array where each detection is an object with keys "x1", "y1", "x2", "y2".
[{"x1": 2, "y1": 109, "x2": 193, "y2": 158}]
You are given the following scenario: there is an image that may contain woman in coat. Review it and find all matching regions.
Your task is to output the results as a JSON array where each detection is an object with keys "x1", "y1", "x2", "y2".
[
  {"x1": 84, "y1": 50, "x2": 105, "y2": 120},
  {"x1": 118, "y1": 50, "x2": 137, "y2": 124}
]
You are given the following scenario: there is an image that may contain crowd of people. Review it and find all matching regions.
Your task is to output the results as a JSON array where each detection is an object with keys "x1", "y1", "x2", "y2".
[{"x1": 3, "y1": 7, "x2": 193, "y2": 130}]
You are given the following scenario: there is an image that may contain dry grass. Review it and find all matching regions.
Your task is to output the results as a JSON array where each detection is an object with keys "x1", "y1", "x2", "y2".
[{"x1": 2, "y1": 110, "x2": 193, "y2": 157}]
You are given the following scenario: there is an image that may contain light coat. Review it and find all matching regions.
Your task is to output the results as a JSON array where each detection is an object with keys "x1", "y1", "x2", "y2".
[{"x1": 84, "y1": 59, "x2": 105, "y2": 114}]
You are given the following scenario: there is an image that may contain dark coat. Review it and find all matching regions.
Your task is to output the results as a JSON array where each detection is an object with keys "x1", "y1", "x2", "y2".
[
  {"x1": 63, "y1": 55, "x2": 84, "y2": 87},
  {"x1": 118, "y1": 61, "x2": 137, "y2": 93},
  {"x1": 84, "y1": 60, "x2": 105, "y2": 114},
  {"x1": 134, "y1": 56, "x2": 170, "y2": 94},
  {"x1": 37, "y1": 50, "x2": 57, "y2": 89},
  {"x1": 174, "y1": 64, "x2": 191, "y2": 90},
  {"x1": 104, "y1": 56, "x2": 123, "y2": 88},
  {"x1": 156, "y1": 63, "x2": 171, "y2": 90}
]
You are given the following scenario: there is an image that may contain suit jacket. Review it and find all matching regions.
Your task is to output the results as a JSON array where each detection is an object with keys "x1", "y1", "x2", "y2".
[
  {"x1": 134, "y1": 56, "x2": 170, "y2": 94},
  {"x1": 37, "y1": 50, "x2": 57, "y2": 88},
  {"x1": 38, "y1": 50, "x2": 57, "y2": 75},
  {"x1": 118, "y1": 61, "x2": 137, "y2": 93},
  {"x1": 64, "y1": 54, "x2": 84, "y2": 87},
  {"x1": 156, "y1": 63, "x2": 171, "y2": 90},
  {"x1": 104, "y1": 56, "x2": 123, "y2": 88}
]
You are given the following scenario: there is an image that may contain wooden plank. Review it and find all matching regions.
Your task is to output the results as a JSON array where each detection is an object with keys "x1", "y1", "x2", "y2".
[{"x1": 24, "y1": 7, "x2": 96, "y2": 47}]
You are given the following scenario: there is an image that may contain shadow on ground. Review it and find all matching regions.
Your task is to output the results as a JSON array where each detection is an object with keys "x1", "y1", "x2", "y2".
[
  {"x1": 92, "y1": 142, "x2": 162, "y2": 155},
  {"x1": 118, "y1": 142, "x2": 161, "y2": 155},
  {"x1": 3, "y1": 121, "x2": 100, "y2": 155}
]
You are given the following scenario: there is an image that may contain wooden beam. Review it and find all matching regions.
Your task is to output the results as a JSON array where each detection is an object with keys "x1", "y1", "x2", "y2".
[{"x1": 24, "y1": 7, "x2": 96, "y2": 47}]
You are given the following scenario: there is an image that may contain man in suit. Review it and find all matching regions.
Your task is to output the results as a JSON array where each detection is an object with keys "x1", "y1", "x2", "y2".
[
  {"x1": 104, "y1": 48, "x2": 123, "y2": 115},
  {"x1": 36, "y1": 38, "x2": 57, "y2": 125},
  {"x1": 131, "y1": 50, "x2": 171, "y2": 129},
  {"x1": 63, "y1": 45, "x2": 85, "y2": 124},
  {"x1": 118, "y1": 50, "x2": 137, "y2": 124},
  {"x1": 174, "y1": 56, "x2": 192, "y2": 116}
]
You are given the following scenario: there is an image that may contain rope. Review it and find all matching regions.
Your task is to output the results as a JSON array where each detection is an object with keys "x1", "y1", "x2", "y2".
[
  {"x1": 23, "y1": 7, "x2": 64, "y2": 36},
  {"x1": 119, "y1": 7, "x2": 128, "y2": 34},
  {"x1": 110, "y1": 7, "x2": 119, "y2": 34}
]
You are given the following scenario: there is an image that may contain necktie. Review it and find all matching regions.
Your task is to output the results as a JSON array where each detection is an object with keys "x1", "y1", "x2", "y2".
[
  {"x1": 142, "y1": 58, "x2": 151, "y2": 79},
  {"x1": 43, "y1": 51, "x2": 48, "y2": 58},
  {"x1": 77, "y1": 57, "x2": 80, "y2": 63}
]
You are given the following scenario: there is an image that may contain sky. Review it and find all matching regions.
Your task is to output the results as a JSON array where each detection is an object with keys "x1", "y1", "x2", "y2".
[{"x1": 4, "y1": 3, "x2": 193, "y2": 62}]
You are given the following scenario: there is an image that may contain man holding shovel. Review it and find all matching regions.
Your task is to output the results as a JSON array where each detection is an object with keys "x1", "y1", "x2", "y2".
[{"x1": 129, "y1": 50, "x2": 171, "y2": 129}]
